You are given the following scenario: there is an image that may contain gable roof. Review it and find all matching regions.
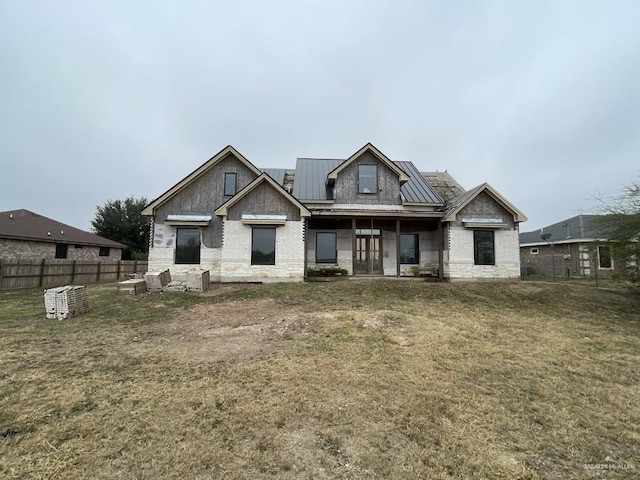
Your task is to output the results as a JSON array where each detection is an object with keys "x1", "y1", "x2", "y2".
[
  {"x1": 442, "y1": 183, "x2": 528, "y2": 223},
  {"x1": 519, "y1": 214, "x2": 605, "y2": 245},
  {"x1": 293, "y1": 158, "x2": 443, "y2": 204},
  {"x1": 0, "y1": 209, "x2": 126, "y2": 248},
  {"x1": 326, "y1": 143, "x2": 410, "y2": 185},
  {"x1": 214, "y1": 173, "x2": 311, "y2": 217},
  {"x1": 142, "y1": 145, "x2": 262, "y2": 216}
]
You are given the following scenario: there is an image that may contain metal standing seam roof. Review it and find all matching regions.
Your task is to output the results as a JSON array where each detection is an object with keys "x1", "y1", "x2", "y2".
[
  {"x1": 394, "y1": 161, "x2": 444, "y2": 204},
  {"x1": 293, "y1": 158, "x2": 444, "y2": 204},
  {"x1": 292, "y1": 158, "x2": 343, "y2": 200},
  {"x1": 260, "y1": 168, "x2": 286, "y2": 186}
]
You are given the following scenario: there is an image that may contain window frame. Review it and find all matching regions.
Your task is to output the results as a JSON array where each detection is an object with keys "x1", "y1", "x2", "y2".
[
  {"x1": 473, "y1": 230, "x2": 495, "y2": 266},
  {"x1": 99, "y1": 247, "x2": 110, "y2": 257},
  {"x1": 175, "y1": 227, "x2": 201, "y2": 265},
  {"x1": 597, "y1": 245, "x2": 613, "y2": 269},
  {"x1": 399, "y1": 233, "x2": 420, "y2": 264},
  {"x1": 251, "y1": 227, "x2": 276, "y2": 266},
  {"x1": 315, "y1": 232, "x2": 337, "y2": 264},
  {"x1": 358, "y1": 164, "x2": 378, "y2": 194},
  {"x1": 55, "y1": 243, "x2": 68, "y2": 259},
  {"x1": 224, "y1": 172, "x2": 237, "y2": 196},
  {"x1": 530, "y1": 247, "x2": 539, "y2": 255}
]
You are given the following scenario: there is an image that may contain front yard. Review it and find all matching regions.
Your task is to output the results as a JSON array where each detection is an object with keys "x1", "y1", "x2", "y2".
[{"x1": 0, "y1": 280, "x2": 638, "y2": 479}]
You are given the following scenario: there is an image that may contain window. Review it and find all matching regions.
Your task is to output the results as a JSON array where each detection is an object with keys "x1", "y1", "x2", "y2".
[
  {"x1": 598, "y1": 245, "x2": 612, "y2": 269},
  {"x1": 316, "y1": 232, "x2": 337, "y2": 263},
  {"x1": 252, "y1": 228, "x2": 276, "y2": 265},
  {"x1": 55, "y1": 243, "x2": 68, "y2": 259},
  {"x1": 358, "y1": 164, "x2": 377, "y2": 194},
  {"x1": 530, "y1": 247, "x2": 539, "y2": 255},
  {"x1": 224, "y1": 172, "x2": 237, "y2": 196},
  {"x1": 99, "y1": 247, "x2": 110, "y2": 257},
  {"x1": 400, "y1": 234, "x2": 419, "y2": 264},
  {"x1": 474, "y1": 230, "x2": 495, "y2": 265},
  {"x1": 175, "y1": 228, "x2": 201, "y2": 264}
]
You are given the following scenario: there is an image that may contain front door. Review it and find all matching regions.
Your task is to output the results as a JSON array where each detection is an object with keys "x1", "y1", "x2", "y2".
[{"x1": 355, "y1": 233, "x2": 382, "y2": 274}]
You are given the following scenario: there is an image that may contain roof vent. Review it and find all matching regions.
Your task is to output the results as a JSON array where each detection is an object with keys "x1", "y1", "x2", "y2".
[{"x1": 61, "y1": 230, "x2": 64, "y2": 235}]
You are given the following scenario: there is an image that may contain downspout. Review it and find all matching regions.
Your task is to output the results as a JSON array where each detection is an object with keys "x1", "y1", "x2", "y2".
[{"x1": 303, "y1": 217, "x2": 308, "y2": 280}]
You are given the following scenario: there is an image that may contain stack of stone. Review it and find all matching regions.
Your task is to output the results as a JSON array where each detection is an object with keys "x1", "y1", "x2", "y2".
[{"x1": 44, "y1": 285, "x2": 89, "y2": 320}]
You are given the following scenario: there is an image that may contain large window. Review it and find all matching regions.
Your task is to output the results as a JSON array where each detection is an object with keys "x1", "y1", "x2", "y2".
[
  {"x1": 358, "y1": 164, "x2": 377, "y2": 194},
  {"x1": 316, "y1": 232, "x2": 337, "y2": 263},
  {"x1": 598, "y1": 245, "x2": 612, "y2": 269},
  {"x1": 55, "y1": 243, "x2": 68, "y2": 259},
  {"x1": 474, "y1": 230, "x2": 495, "y2": 265},
  {"x1": 224, "y1": 172, "x2": 237, "y2": 196},
  {"x1": 175, "y1": 228, "x2": 201, "y2": 264},
  {"x1": 252, "y1": 228, "x2": 276, "y2": 265},
  {"x1": 400, "y1": 234, "x2": 419, "y2": 264}
]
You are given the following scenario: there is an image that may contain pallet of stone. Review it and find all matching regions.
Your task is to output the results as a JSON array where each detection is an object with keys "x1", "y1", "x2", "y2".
[
  {"x1": 44, "y1": 285, "x2": 89, "y2": 320},
  {"x1": 144, "y1": 269, "x2": 171, "y2": 292},
  {"x1": 118, "y1": 279, "x2": 147, "y2": 295},
  {"x1": 163, "y1": 281, "x2": 187, "y2": 292},
  {"x1": 186, "y1": 269, "x2": 210, "y2": 292}
]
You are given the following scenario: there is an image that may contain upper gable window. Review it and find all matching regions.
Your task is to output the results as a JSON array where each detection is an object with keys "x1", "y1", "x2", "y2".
[
  {"x1": 358, "y1": 165, "x2": 377, "y2": 194},
  {"x1": 224, "y1": 173, "x2": 237, "y2": 196}
]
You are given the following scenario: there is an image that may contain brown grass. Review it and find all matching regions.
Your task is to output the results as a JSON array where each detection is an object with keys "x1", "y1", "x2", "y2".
[{"x1": 0, "y1": 280, "x2": 639, "y2": 479}]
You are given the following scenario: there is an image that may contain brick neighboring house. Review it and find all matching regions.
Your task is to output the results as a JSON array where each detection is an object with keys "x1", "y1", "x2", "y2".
[
  {"x1": 0, "y1": 209, "x2": 125, "y2": 260},
  {"x1": 143, "y1": 143, "x2": 527, "y2": 282},
  {"x1": 519, "y1": 214, "x2": 630, "y2": 278}
]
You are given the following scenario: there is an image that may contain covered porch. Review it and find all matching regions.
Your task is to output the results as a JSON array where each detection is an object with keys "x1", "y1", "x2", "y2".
[{"x1": 304, "y1": 216, "x2": 444, "y2": 278}]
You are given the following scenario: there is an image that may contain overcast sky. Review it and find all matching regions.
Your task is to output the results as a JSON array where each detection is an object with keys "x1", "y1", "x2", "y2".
[{"x1": 1, "y1": 1, "x2": 639, "y2": 233}]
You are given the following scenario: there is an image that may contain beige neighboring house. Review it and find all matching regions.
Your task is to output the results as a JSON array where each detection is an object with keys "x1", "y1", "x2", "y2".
[
  {"x1": 0, "y1": 209, "x2": 125, "y2": 260},
  {"x1": 143, "y1": 143, "x2": 527, "y2": 283}
]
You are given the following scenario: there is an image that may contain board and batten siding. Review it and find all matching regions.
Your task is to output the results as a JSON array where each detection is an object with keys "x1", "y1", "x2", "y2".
[
  {"x1": 333, "y1": 151, "x2": 402, "y2": 205},
  {"x1": 226, "y1": 182, "x2": 301, "y2": 221},
  {"x1": 154, "y1": 154, "x2": 259, "y2": 248}
]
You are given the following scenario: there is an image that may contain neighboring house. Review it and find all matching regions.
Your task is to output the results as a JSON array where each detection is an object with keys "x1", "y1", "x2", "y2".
[
  {"x1": 519, "y1": 214, "x2": 629, "y2": 278},
  {"x1": 0, "y1": 209, "x2": 125, "y2": 260},
  {"x1": 143, "y1": 143, "x2": 527, "y2": 282}
]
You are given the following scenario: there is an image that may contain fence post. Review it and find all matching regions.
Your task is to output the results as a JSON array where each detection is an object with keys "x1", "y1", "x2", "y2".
[
  {"x1": 134, "y1": 260, "x2": 138, "y2": 274},
  {"x1": 0, "y1": 258, "x2": 3, "y2": 288},
  {"x1": 116, "y1": 260, "x2": 121, "y2": 280},
  {"x1": 96, "y1": 261, "x2": 101, "y2": 282},
  {"x1": 39, "y1": 259, "x2": 46, "y2": 287},
  {"x1": 71, "y1": 260, "x2": 76, "y2": 284}
]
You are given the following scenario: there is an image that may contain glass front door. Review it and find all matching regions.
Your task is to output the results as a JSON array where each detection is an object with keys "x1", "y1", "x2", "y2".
[{"x1": 355, "y1": 233, "x2": 382, "y2": 274}]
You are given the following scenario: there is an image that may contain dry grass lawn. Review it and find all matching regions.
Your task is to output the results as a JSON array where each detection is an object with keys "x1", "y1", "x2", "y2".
[{"x1": 0, "y1": 280, "x2": 638, "y2": 479}]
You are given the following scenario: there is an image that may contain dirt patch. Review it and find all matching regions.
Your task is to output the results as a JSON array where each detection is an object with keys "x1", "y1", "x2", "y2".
[{"x1": 153, "y1": 299, "x2": 319, "y2": 361}]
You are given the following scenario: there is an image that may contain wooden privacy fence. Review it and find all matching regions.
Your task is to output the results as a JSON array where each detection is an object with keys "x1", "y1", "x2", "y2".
[{"x1": 0, "y1": 258, "x2": 148, "y2": 290}]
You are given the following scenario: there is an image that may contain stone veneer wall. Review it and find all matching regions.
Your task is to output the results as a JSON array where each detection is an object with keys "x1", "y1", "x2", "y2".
[
  {"x1": 444, "y1": 226, "x2": 520, "y2": 281},
  {"x1": 220, "y1": 220, "x2": 305, "y2": 282}
]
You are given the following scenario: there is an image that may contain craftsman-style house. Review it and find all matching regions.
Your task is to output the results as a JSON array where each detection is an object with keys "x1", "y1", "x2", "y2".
[{"x1": 142, "y1": 143, "x2": 527, "y2": 282}]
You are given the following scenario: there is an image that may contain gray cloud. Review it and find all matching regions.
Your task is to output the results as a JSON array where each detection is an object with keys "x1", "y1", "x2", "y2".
[{"x1": 1, "y1": 0, "x2": 638, "y2": 231}]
